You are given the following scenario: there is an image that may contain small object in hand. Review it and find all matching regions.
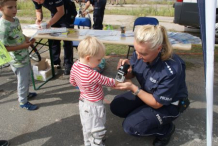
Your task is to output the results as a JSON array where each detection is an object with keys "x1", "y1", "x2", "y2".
[{"x1": 115, "y1": 63, "x2": 130, "y2": 82}]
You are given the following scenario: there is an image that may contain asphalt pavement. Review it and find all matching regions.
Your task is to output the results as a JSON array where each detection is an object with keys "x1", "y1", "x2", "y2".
[
  {"x1": 1, "y1": 4, "x2": 218, "y2": 146},
  {"x1": 1, "y1": 48, "x2": 218, "y2": 146}
]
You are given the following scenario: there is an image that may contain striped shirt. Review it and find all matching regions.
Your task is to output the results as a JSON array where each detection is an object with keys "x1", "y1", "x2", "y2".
[{"x1": 70, "y1": 61, "x2": 116, "y2": 102}]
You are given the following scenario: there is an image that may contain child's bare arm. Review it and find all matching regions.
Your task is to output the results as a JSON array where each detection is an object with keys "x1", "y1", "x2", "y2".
[
  {"x1": 25, "y1": 35, "x2": 36, "y2": 43},
  {"x1": 115, "y1": 80, "x2": 119, "y2": 86},
  {"x1": 6, "y1": 41, "x2": 34, "y2": 52}
]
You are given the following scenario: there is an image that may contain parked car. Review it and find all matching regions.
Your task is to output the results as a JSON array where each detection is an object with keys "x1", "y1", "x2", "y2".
[{"x1": 173, "y1": 0, "x2": 218, "y2": 29}]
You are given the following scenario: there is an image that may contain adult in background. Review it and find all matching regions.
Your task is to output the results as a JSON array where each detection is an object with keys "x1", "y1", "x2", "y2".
[
  {"x1": 32, "y1": 0, "x2": 77, "y2": 75},
  {"x1": 81, "y1": 0, "x2": 106, "y2": 30},
  {"x1": 111, "y1": 25, "x2": 189, "y2": 146}
]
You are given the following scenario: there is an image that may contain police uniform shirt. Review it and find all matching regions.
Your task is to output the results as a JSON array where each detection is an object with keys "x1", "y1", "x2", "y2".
[
  {"x1": 130, "y1": 52, "x2": 188, "y2": 105},
  {"x1": 33, "y1": 0, "x2": 76, "y2": 24}
]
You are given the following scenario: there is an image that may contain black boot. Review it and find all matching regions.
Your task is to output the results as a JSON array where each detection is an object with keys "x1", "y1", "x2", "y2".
[
  {"x1": 153, "y1": 124, "x2": 175, "y2": 146},
  {"x1": 0, "y1": 140, "x2": 9, "y2": 146},
  {"x1": 64, "y1": 66, "x2": 71, "y2": 75}
]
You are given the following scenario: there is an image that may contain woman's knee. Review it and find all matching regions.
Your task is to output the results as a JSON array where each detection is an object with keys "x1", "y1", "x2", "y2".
[
  {"x1": 110, "y1": 95, "x2": 128, "y2": 118},
  {"x1": 122, "y1": 117, "x2": 151, "y2": 136},
  {"x1": 110, "y1": 92, "x2": 140, "y2": 118},
  {"x1": 110, "y1": 98, "x2": 123, "y2": 117},
  {"x1": 122, "y1": 107, "x2": 159, "y2": 136}
]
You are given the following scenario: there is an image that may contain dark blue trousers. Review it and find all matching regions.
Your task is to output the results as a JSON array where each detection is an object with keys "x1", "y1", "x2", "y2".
[
  {"x1": 110, "y1": 91, "x2": 180, "y2": 138},
  {"x1": 93, "y1": 0, "x2": 106, "y2": 30},
  {"x1": 49, "y1": 21, "x2": 74, "y2": 69}
]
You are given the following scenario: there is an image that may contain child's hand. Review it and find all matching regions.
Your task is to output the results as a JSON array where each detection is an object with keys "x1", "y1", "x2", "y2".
[
  {"x1": 113, "y1": 79, "x2": 133, "y2": 90},
  {"x1": 29, "y1": 38, "x2": 36, "y2": 44},
  {"x1": 23, "y1": 41, "x2": 33, "y2": 48},
  {"x1": 26, "y1": 38, "x2": 35, "y2": 45},
  {"x1": 115, "y1": 82, "x2": 133, "y2": 90}
]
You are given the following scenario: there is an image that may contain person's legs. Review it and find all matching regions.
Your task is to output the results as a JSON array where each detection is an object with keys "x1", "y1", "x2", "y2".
[
  {"x1": 49, "y1": 39, "x2": 61, "y2": 67},
  {"x1": 10, "y1": 64, "x2": 38, "y2": 110},
  {"x1": 110, "y1": 91, "x2": 145, "y2": 118},
  {"x1": 79, "y1": 99, "x2": 106, "y2": 146},
  {"x1": 59, "y1": 22, "x2": 74, "y2": 75},
  {"x1": 63, "y1": 40, "x2": 73, "y2": 75},
  {"x1": 93, "y1": 0, "x2": 106, "y2": 30},
  {"x1": 50, "y1": 22, "x2": 63, "y2": 67},
  {"x1": 153, "y1": 123, "x2": 175, "y2": 146},
  {"x1": 122, "y1": 104, "x2": 179, "y2": 145},
  {"x1": 10, "y1": 64, "x2": 30, "y2": 104},
  {"x1": 79, "y1": 100, "x2": 92, "y2": 146}
]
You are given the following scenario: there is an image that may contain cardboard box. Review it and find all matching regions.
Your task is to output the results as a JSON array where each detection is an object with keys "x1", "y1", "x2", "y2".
[{"x1": 32, "y1": 58, "x2": 57, "y2": 81}]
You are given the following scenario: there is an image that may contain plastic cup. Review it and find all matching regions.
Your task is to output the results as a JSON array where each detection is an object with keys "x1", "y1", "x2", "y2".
[{"x1": 120, "y1": 25, "x2": 126, "y2": 37}]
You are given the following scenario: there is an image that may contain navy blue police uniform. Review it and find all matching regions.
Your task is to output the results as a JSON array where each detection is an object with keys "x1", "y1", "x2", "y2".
[
  {"x1": 110, "y1": 52, "x2": 188, "y2": 138},
  {"x1": 88, "y1": 0, "x2": 106, "y2": 30},
  {"x1": 33, "y1": 0, "x2": 77, "y2": 70}
]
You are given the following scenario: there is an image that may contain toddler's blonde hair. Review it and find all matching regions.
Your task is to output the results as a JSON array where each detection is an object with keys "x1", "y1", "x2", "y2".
[{"x1": 78, "y1": 36, "x2": 105, "y2": 58}]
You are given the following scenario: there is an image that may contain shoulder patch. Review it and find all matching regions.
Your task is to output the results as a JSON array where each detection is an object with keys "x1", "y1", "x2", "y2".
[{"x1": 164, "y1": 62, "x2": 174, "y2": 75}]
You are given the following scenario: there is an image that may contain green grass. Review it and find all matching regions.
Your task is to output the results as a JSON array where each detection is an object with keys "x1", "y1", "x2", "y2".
[
  {"x1": 119, "y1": 0, "x2": 174, "y2": 5},
  {"x1": 174, "y1": 44, "x2": 218, "y2": 62},
  {"x1": 17, "y1": 0, "x2": 174, "y2": 24},
  {"x1": 105, "y1": 6, "x2": 174, "y2": 17},
  {"x1": 104, "y1": 44, "x2": 218, "y2": 62},
  {"x1": 105, "y1": 44, "x2": 130, "y2": 56},
  {"x1": 18, "y1": 0, "x2": 217, "y2": 63}
]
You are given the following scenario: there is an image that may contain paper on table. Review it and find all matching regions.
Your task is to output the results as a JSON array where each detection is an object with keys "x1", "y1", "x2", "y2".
[
  {"x1": 79, "y1": 29, "x2": 90, "y2": 36},
  {"x1": 37, "y1": 27, "x2": 67, "y2": 34},
  {"x1": 79, "y1": 30, "x2": 119, "y2": 36},
  {"x1": 89, "y1": 30, "x2": 119, "y2": 36},
  {"x1": 97, "y1": 36, "x2": 120, "y2": 41},
  {"x1": 125, "y1": 31, "x2": 134, "y2": 37},
  {"x1": 23, "y1": 24, "x2": 39, "y2": 29}
]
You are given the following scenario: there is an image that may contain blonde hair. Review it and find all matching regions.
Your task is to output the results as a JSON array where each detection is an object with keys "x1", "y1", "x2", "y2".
[
  {"x1": 78, "y1": 36, "x2": 105, "y2": 58},
  {"x1": 134, "y1": 25, "x2": 173, "y2": 60},
  {"x1": 0, "y1": 0, "x2": 17, "y2": 6}
]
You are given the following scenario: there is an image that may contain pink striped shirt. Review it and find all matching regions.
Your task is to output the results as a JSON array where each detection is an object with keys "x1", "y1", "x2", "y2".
[{"x1": 69, "y1": 61, "x2": 116, "y2": 102}]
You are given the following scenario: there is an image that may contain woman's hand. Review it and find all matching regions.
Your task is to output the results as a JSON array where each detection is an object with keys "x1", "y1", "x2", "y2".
[
  {"x1": 113, "y1": 79, "x2": 133, "y2": 90},
  {"x1": 117, "y1": 59, "x2": 132, "y2": 74}
]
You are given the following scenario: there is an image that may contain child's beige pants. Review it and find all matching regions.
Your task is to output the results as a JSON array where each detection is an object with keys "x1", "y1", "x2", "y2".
[{"x1": 79, "y1": 98, "x2": 106, "y2": 146}]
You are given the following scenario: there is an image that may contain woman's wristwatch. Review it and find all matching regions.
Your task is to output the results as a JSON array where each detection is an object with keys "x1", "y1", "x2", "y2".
[{"x1": 132, "y1": 87, "x2": 141, "y2": 96}]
